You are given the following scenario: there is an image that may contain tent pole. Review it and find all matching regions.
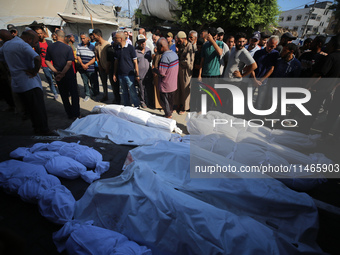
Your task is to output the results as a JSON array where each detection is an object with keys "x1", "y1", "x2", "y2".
[{"x1": 90, "y1": 14, "x2": 94, "y2": 29}]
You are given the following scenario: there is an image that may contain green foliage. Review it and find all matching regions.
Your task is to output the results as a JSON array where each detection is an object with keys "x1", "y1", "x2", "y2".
[
  {"x1": 176, "y1": 0, "x2": 280, "y2": 31},
  {"x1": 134, "y1": 9, "x2": 164, "y2": 28}
]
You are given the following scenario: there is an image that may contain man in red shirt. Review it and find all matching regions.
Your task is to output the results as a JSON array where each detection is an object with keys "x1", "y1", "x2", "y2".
[{"x1": 35, "y1": 28, "x2": 59, "y2": 100}]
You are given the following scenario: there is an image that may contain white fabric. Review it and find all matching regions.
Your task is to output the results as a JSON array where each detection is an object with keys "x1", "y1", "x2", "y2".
[
  {"x1": 187, "y1": 111, "x2": 319, "y2": 151},
  {"x1": 38, "y1": 185, "x2": 75, "y2": 224},
  {"x1": 185, "y1": 134, "x2": 329, "y2": 190},
  {"x1": 75, "y1": 141, "x2": 321, "y2": 254},
  {"x1": 53, "y1": 221, "x2": 152, "y2": 254},
  {"x1": 58, "y1": 114, "x2": 177, "y2": 146},
  {"x1": 23, "y1": 151, "x2": 60, "y2": 165},
  {"x1": 9, "y1": 147, "x2": 31, "y2": 159},
  {"x1": 92, "y1": 105, "x2": 180, "y2": 133},
  {"x1": 45, "y1": 156, "x2": 87, "y2": 180}
]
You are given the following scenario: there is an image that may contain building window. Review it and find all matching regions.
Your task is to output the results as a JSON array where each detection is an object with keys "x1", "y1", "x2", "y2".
[
  {"x1": 324, "y1": 10, "x2": 329, "y2": 15},
  {"x1": 301, "y1": 27, "x2": 305, "y2": 32},
  {"x1": 279, "y1": 16, "x2": 284, "y2": 22},
  {"x1": 310, "y1": 14, "x2": 317, "y2": 20},
  {"x1": 313, "y1": 27, "x2": 318, "y2": 33},
  {"x1": 296, "y1": 15, "x2": 302, "y2": 21},
  {"x1": 316, "y1": 16, "x2": 321, "y2": 21},
  {"x1": 320, "y1": 22, "x2": 324, "y2": 27},
  {"x1": 293, "y1": 26, "x2": 298, "y2": 31},
  {"x1": 327, "y1": 17, "x2": 331, "y2": 22},
  {"x1": 305, "y1": 15, "x2": 308, "y2": 19},
  {"x1": 323, "y1": 28, "x2": 326, "y2": 33},
  {"x1": 286, "y1": 16, "x2": 292, "y2": 21}
]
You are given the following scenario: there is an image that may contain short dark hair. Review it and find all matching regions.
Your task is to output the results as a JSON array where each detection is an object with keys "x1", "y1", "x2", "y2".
[
  {"x1": 303, "y1": 38, "x2": 313, "y2": 45},
  {"x1": 92, "y1": 29, "x2": 102, "y2": 37},
  {"x1": 286, "y1": 43, "x2": 298, "y2": 55},
  {"x1": 226, "y1": 35, "x2": 234, "y2": 40},
  {"x1": 235, "y1": 32, "x2": 247, "y2": 41},
  {"x1": 21, "y1": 30, "x2": 36, "y2": 40},
  {"x1": 313, "y1": 35, "x2": 326, "y2": 47},
  {"x1": 208, "y1": 27, "x2": 217, "y2": 37}
]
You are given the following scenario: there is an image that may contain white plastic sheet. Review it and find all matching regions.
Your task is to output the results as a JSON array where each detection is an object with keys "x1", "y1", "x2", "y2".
[
  {"x1": 92, "y1": 105, "x2": 180, "y2": 133},
  {"x1": 58, "y1": 114, "x2": 178, "y2": 146},
  {"x1": 23, "y1": 151, "x2": 60, "y2": 165},
  {"x1": 53, "y1": 221, "x2": 152, "y2": 254},
  {"x1": 74, "y1": 141, "x2": 321, "y2": 254},
  {"x1": 38, "y1": 185, "x2": 75, "y2": 224},
  {"x1": 187, "y1": 111, "x2": 320, "y2": 151}
]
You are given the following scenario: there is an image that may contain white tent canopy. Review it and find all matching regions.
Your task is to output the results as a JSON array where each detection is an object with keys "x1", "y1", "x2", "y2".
[{"x1": 139, "y1": 0, "x2": 181, "y2": 21}]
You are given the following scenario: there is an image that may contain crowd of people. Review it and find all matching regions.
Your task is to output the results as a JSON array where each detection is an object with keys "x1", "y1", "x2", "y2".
[{"x1": 0, "y1": 23, "x2": 339, "y2": 140}]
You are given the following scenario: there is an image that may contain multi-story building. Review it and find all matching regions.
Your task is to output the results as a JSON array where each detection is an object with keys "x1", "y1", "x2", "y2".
[{"x1": 278, "y1": 1, "x2": 333, "y2": 38}]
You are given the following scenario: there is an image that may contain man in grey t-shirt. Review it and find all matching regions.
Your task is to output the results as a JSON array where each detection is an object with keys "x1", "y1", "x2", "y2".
[{"x1": 223, "y1": 32, "x2": 257, "y2": 82}]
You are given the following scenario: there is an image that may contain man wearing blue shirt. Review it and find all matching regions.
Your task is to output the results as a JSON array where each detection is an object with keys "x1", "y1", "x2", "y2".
[
  {"x1": 0, "y1": 30, "x2": 51, "y2": 135},
  {"x1": 113, "y1": 31, "x2": 140, "y2": 107}
]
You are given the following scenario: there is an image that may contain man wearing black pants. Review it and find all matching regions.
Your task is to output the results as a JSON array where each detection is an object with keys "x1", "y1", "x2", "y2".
[{"x1": 46, "y1": 30, "x2": 80, "y2": 119}]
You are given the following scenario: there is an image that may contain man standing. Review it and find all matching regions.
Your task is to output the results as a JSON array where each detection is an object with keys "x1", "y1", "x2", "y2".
[
  {"x1": 155, "y1": 38, "x2": 179, "y2": 118},
  {"x1": 7, "y1": 24, "x2": 18, "y2": 37},
  {"x1": 45, "y1": 30, "x2": 80, "y2": 120},
  {"x1": 245, "y1": 32, "x2": 261, "y2": 57},
  {"x1": 276, "y1": 32, "x2": 297, "y2": 54},
  {"x1": 76, "y1": 33, "x2": 97, "y2": 102},
  {"x1": 198, "y1": 27, "x2": 224, "y2": 79},
  {"x1": 251, "y1": 35, "x2": 280, "y2": 110},
  {"x1": 113, "y1": 31, "x2": 140, "y2": 107},
  {"x1": 93, "y1": 29, "x2": 110, "y2": 102},
  {"x1": 135, "y1": 34, "x2": 152, "y2": 108},
  {"x1": 34, "y1": 27, "x2": 59, "y2": 100},
  {"x1": 0, "y1": 30, "x2": 51, "y2": 135},
  {"x1": 107, "y1": 32, "x2": 121, "y2": 104},
  {"x1": 138, "y1": 28, "x2": 154, "y2": 54},
  {"x1": 217, "y1": 27, "x2": 229, "y2": 75},
  {"x1": 166, "y1": 32, "x2": 176, "y2": 53},
  {"x1": 188, "y1": 30, "x2": 198, "y2": 51},
  {"x1": 176, "y1": 31, "x2": 195, "y2": 114},
  {"x1": 259, "y1": 32, "x2": 270, "y2": 49}
]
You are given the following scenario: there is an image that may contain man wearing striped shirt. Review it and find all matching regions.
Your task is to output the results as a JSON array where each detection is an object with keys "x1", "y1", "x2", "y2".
[
  {"x1": 77, "y1": 33, "x2": 98, "y2": 102},
  {"x1": 154, "y1": 38, "x2": 179, "y2": 118}
]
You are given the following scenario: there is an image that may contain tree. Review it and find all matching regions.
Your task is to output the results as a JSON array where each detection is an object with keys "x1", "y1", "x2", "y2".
[
  {"x1": 176, "y1": 0, "x2": 280, "y2": 31},
  {"x1": 329, "y1": 0, "x2": 340, "y2": 33}
]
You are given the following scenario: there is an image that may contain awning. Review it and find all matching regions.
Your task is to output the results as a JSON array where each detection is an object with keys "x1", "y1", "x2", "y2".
[{"x1": 57, "y1": 13, "x2": 118, "y2": 27}]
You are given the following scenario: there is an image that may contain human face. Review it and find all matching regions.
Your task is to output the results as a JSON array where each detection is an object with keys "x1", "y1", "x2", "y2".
[
  {"x1": 177, "y1": 37, "x2": 185, "y2": 46},
  {"x1": 265, "y1": 38, "x2": 277, "y2": 53},
  {"x1": 259, "y1": 38, "x2": 268, "y2": 47},
  {"x1": 217, "y1": 33, "x2": 224, "y2": 41},
  {"x1": 89, "y1": 34, "x2": 94, "y2": 41},
  {"x1": 10, "y1": 30, "x2": 18, "y2": 37},
  {"x1": 152, "y1": 35, "x2": 159, "y2": 44},
  {"x1": 115, "y1": 34, "x2": 123, "y2": 46},
  {"x1": 167, "y1": 36, "x2": 172, "y2": 44},
  {"x1": 226, "y1": 37, "x2": 235, "y2": 49},
  {"x1": 80, "y1": 34, "x2": 89, "y2": 45},
  {"x1": 235, "y1": 37, "x2": 246, "y2": 50},
  {"x1": 139, "y1": 41, "x2": 146, "y2": 49},
  {"x1": 36, "y1": 29, "x2": 45, "y2": 41},
  {"x1": 188, "y1": 33, "x2": 197, "y2": 44},
  {"x1": 280, "y1": 45, "x2": 292, "y2": 59},
  {"x1": 249, "y1": 38, "x2": 259, "y2": 48},
  {"x1": 92, "y1": 33, "x2": 100, "y2": 42},
  {"x1": 52, "y1": 34, "x2": 57, "y2": 42}
]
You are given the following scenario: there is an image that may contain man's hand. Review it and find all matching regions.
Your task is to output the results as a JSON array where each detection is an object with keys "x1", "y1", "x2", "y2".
[
  {"x1": 113, "y1": 74, "x2": 117, "y2": 82},
  {"x1": 136, "y1": 76, "x2": 140, "y2": 82},
  {"x1": 25, "y1": 69, "x2": 38, "y2": 78},
  {"x1": 207, "y1": 34, "x2": 214, "y2": 43},
  {"x1": 55, "y1": 72, "x2": 65, "y2": 82},
  {"x1": 82, "y1": 63, "x2": 88, "y2": 71},
  {"x1": 233, "y1": 70, "x2": 242, "y2": 78},
  {"x1": 253, "y1": 79, "x2": 262, "y2": 87}
]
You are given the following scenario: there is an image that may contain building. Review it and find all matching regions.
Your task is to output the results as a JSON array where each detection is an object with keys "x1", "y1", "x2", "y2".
[{"x1": 278, "y1": 1, "x2": 333, "y2": 38}]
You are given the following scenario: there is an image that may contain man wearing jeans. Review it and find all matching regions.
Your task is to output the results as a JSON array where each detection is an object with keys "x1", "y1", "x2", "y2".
[
  {"x1": 76, "y1": 33, "x2": 97, "y2": 102},
  {"x1": 113, "y1": 31, "x2": 140, "y2": 107},
  {"x1": 35, "y1": 28, "x2": 59, "y2": 100}
]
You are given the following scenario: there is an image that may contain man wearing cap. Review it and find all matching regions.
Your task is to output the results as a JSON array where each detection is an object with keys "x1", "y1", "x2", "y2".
[
  {"x1": 259, "y1": 32, "x2": 270, "y2": 49},
  {"x1": 76, "y1": 33, "x2": 97, "y2": 102},
  {"x1": 113, "y1": 31, "x2": 140, "y2": 107},
  {"x1": 7, "y1": 24, "x2": 18, "y2": 37},
  {"x1": 166, "y1": 32, "x2": 176, "y2": 53},
  {"x1": 198, "y1": 27, "x2": 224, "y2": 79},
  {"x1": 245, "y1": 31, "x2": 261, "y2": 57},
  {"x1": 276, "y1": 32, "x2": 298, "y2": 54},
  {"x1": 0, "y1": 30, "x2": 52, "y2": 135},
  {"x1": 135, "y1": 34, "x2": 152, "y2": 108},
  {"x1": 217, "y1": 27, "x2": 229, "y2": 75},
  {"x1": 138, "y1": 28, "x2": 154, "y2": 55},
  {"x1": 175, "y1": 31, "x2": 195, "y2": 114}
]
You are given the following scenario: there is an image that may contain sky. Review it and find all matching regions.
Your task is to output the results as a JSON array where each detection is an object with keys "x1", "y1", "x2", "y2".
[{"x1": 88, "y1": 0, "x2": 335, "y2": 15}]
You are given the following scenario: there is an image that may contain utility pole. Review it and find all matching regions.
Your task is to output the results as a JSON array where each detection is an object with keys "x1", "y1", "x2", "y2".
[
  {"x1": 128, "y1": 0, "x2": 130, "y2": 18},
  {"x1": 302, "y1": 0, "x2": 317, "y2": 38}
]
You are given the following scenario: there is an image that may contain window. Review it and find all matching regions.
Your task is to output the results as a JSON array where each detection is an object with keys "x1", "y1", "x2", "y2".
[
  {"x1": 279, "y1": 16, "x2": 284, "y2": 22},
  {"x1": 316, "y1": 16, "x2": 321, "y2": 21},
  {"x1": 296, "y1": 15, "x2": 302, "y2": 21},
  {"x1": 305, "y1": 16, "x2": 308, "y2": 19},
  {"x1": 324, "y1": 10, "x2": 329, "y2": 15},
  {"x1": 327, "y1": 17, "x2": 331, "y2": 22},
  {"x1": 286, "y1": 16, "x2": 292, "y2": 21},
  {"x1": 313, "y1": 27, "x2": 318, "y2": 33},
  {"x1": 323, "y1": 28, "x2": 326, "y2": 33},
  {"x1": 320, "y1": 22, "x2": 324, "y2": 27},
  {"x1": 301, "y1": 27, "x2": 305, "y2": 32},
  {"x1": 310, "y1": 14, "x2": 317, "y2": 20},
  {"x1": 293, "y1": 26, "x2": 298, "y2": 31}
]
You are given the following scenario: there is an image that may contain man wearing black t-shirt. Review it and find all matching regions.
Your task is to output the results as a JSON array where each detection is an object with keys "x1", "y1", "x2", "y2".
[{"x1": 45, "y1": 30, "x2": 80, "y2": 119}]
